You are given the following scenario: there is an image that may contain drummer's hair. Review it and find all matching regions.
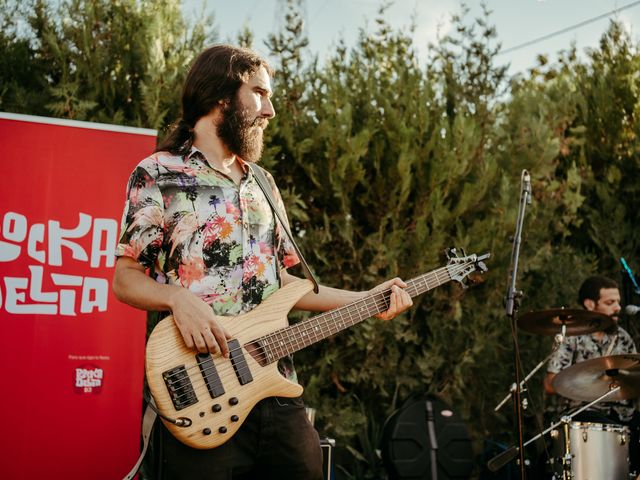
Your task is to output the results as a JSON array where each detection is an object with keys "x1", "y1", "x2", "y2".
[{"x1": 578, "y1": 275, "x2": 618, "y2": 307}]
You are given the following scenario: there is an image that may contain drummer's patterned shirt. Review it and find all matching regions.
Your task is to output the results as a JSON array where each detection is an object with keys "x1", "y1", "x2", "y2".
[
  {"x1": 547, "y1": 325, "x2": 637, "y2": 421},
  {"x1": 116, "y1": 147, "x2": 301, "y2": 381}
]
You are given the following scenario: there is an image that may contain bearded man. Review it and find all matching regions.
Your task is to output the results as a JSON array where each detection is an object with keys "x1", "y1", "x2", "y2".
[
  {"x1": 544, "y1": 276, "x2": 636, "y2": 421},
  {"x1": 544, "y1": 275, "x2": 639, "y2": 473},
  {"x1": 112, "y1": 44, "x2": 412, "y2": 480}
]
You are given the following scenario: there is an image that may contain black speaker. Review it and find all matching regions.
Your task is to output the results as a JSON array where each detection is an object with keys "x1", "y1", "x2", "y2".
[{"x1": 382, "y1": 395, "x2": 474, "y2": 479}]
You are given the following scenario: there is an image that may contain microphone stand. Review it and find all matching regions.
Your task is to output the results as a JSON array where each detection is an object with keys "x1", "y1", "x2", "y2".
[{"x1": 504, "y1": 169, "x2": 532, "y2": 479}]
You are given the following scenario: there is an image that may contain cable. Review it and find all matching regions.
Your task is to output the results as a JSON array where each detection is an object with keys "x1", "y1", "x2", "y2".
[{"x1": 499, "y1": 0, "x2": 640, "y2": 55}]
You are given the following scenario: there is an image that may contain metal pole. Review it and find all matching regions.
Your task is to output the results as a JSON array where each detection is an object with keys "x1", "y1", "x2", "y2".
[{"x1": 504, "y1": 169, "x2": 532, "y2": 479}]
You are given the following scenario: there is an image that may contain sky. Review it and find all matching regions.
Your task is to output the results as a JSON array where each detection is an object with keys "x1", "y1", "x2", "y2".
[{"x1": 183, "y1": 0, "x2": 640, "y2": 76}]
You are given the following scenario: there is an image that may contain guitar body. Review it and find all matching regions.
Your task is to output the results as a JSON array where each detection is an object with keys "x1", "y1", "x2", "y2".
[{"x1": 145, "y1": 279, "x2": 314, "y2": 449}]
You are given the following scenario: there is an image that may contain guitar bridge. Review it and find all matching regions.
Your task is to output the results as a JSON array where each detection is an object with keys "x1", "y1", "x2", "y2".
[{"x1": 163, "y1": 365, "x2": 198, "y2": 410}]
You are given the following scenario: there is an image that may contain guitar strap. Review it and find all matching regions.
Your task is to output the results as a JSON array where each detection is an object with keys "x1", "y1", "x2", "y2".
[
  {"x1": 123, "y1": 397, "x2": 157, "y2": 480},
  {"x1": 249, "y1": 164, "x2": 319, "y2": 293},
  {"x1": 604, "y1": 333, "x2": 618, "y2": 356}
]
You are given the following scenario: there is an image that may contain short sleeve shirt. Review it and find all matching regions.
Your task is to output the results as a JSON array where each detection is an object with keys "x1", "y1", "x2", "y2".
[
  {"x1": 547, "y1": 326, "x2": 637, "y2": 421},
  {"x1": 116, "y1": 148, "x2": 300, "y2": 314},
  {"x1": 115, "y1": 148, "x2": 301, "y2": 379}
]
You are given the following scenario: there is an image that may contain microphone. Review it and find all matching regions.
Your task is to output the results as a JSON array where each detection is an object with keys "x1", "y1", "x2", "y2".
[
  {"x1": 625, "y1": 305, "x2": 640, "y2": 316},
  {"x1": 621, "y1": 257, "x2": 640, "y2": 295}
]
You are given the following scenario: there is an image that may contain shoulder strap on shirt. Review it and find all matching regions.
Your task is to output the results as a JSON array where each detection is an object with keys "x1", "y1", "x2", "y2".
[
  {"x1": 248, "y1": 163, "x2": 319, "y2": 293},
  {"x1": 604, "y1": 333, "x2": 618, "y2": 356}
]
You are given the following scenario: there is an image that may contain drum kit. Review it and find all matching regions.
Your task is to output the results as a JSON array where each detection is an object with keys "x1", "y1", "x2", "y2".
[{"x1": 492, "y1": 307, "x2": 640, "y2": 479}]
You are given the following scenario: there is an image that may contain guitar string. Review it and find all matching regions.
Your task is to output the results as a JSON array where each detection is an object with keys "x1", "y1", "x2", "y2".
[
  {"x1": 165, "y1": 284, "x2": 402, "y2": 405},
  {"x1": 166, "y1": 290, "x2": 397, "y2": 407},
  {"x1": 164, "y1": 264, "x2": 467, "y2": 405},
  {"x1": 161, "y1": 263, "x2": 473, "y2": 403},
  {"x1": 166, "y1": 282, "x2": 456, "y2": 412},
  {"x1": 162, "y1": 263, "x2": 472, "y2": 404},
  {"x1": 163, "y1": 264, "x2": 454, "y2": 386}
]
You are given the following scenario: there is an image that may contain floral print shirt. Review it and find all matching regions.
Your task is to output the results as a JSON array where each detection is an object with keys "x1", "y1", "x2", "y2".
[
  {"x1": 116, "y1": 147, "x2": 300, "y2": 380},
  {"x1": 547, "y1": 326, "x2": 637, "y2": 421}
]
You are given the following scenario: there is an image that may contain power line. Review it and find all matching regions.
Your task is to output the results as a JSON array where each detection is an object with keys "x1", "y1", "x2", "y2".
[{"x1": 499, "y1": 0, "x2": 640, "y2": 55}]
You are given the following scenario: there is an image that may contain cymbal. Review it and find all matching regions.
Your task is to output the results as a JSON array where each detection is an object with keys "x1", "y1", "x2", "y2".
[
  {"x1": 518, "y1": 308, "x2": 614, "y2": 336},
  {"x1": 553, "y1": 354, "x2": 640, "y2": 402}
]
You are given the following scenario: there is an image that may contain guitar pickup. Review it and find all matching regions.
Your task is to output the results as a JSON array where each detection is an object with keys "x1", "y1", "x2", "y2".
[
  {"x1": 162, "y1": 365, "x2": 198, "y2": 411},
  {"x1": 197, "y1": 353, "x2": 225, "y2": 398},
  {"x1": 229, "y1": 339, "x2": 253, "y2": 385}
]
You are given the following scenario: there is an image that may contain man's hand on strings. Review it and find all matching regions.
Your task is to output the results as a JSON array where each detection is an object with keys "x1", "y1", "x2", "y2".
[
  {"x1": 368, "y1": 277, "x2": 413, "y2": 321},
  {"x1": 169, "y1": 288, "x2": 233, "y2": 357}
]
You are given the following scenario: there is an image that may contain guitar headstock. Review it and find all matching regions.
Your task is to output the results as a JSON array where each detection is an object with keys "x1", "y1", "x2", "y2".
[{"x1": 445, "y1": 248, "x2": 490, "y2": 287}]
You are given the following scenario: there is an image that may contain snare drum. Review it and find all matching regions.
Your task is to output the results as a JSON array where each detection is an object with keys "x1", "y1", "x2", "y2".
[{"x1": 551, "y1": 421, "x2": 630, "y2": 479}]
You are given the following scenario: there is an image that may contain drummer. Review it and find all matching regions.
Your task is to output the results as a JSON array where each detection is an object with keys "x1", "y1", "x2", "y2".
[{"x1": 544, "y1": 275, "x2": 636, "y2": 422}]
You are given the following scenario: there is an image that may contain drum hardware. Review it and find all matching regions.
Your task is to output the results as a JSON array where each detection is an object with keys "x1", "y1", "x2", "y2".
[
  {"x1": 517, "y1": 308, "x2": 614, "y2": 337},
  {"x1": 546, "y1": 356, "x2": 640, "y2": 480},
  {"x1": 495, "y1": 326, "x2": 567, "y2": 412},
  {"x1": 552, "y1": 354, "x2": 640, "y2": 402},
  {"x1": 497, "y1": 306, "x2": 637, "y2": 478},
  {"x1": 495, "y1": 308, "x2": 615, "y2": 412},
  {"x1": 487, "y1": 386, "x2": 622, "y2": 473},
  {"x1": 561, "y1": 422, "x2": 572, "y2": 478},
  {"x1": 492, "y1": 308, "x2": 616, "y2": 477},
  {"x1": 550, "y1": 420, "x2": 631, "y2": 480}
]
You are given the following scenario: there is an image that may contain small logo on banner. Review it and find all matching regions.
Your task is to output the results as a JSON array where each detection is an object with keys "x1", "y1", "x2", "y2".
[{"x1": 73, "y1": 364, "x2": 104, "y2": 394}]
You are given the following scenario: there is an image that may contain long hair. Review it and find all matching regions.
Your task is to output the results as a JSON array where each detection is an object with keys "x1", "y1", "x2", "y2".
[{"x1": 156, "y1": 44, "x2": 273, "y2": 155}]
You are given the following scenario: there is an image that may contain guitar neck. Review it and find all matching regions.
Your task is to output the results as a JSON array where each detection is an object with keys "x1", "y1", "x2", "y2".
[{"x1": 257, "y1": 266, "x2": 453, "y2": 363}]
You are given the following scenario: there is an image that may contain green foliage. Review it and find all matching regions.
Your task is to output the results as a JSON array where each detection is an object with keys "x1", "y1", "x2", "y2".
[
  {"x1": 573, "y1": 22, "x2": 640, "y2": 269},
  {"x1": 1, "y1": 0, "x2": 215, "y2": 128},
  {"x1": 264, "y1": 5, "x2": 640, "y2": 477},
  {"x1": 3, "y1": 1, "x2": 640, "y2": 477},
  {"x1": 0, "y1": 0, "x2": 51, "y2": 115}
]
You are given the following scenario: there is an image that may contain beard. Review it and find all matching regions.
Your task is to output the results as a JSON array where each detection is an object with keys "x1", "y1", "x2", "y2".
[{"x1": 216, "y1": 97, "x2": 267, "y2": 163}]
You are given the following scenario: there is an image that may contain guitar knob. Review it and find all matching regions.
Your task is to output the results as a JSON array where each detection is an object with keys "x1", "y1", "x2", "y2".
[
  {"x1": 229, "y1": 397, "x2": 239, "y2": 406},
  {"x1": 231, "y1": 415, "x2": 239, "y2": 422},
  {"x1": 219, "y1": 426, "x2": 227, "y2": 434},
  {"x1": 203, "y1": 428, "x2": 211, "y2": 435},
  {"x1": 212, "y1": 404, "x2": 222, "y2": 412}
]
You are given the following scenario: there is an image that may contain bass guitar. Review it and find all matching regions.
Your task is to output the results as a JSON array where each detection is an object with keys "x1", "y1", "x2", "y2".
[{"x1": 145, "y1": 249, "x2": 489, "y2": 449}]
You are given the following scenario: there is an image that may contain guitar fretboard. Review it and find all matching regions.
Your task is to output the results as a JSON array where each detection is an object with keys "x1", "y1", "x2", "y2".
[{"x1": 256, "y1": 265, "x2": 456, "y2": 364}]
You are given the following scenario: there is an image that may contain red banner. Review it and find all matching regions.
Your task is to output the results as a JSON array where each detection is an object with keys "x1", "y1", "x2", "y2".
[{"x1": 0, "y1": 113, "x2": 155, "y2": 479}]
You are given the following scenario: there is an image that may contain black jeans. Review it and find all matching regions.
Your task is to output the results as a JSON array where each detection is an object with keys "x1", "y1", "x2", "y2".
[{"x1": 146, "y1": 396, "x2": 323, "y2": 480}]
